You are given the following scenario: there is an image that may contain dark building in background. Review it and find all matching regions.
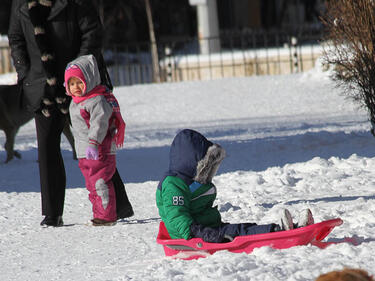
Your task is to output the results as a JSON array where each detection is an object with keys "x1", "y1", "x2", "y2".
[
  {"x1": 94, "y1": 0, "x2": 325, "y2": 48},
  {"x1": 218, "y1": 0, "x2": 324, "y2": 32},
  {"x1": 0, "y1": 0, "x2": 324, "y2": 43}
]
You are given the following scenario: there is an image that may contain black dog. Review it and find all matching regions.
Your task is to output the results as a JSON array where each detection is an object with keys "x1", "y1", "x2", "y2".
[{"x1": 0, "y1": 84, "x2": 76, "y2": 163}]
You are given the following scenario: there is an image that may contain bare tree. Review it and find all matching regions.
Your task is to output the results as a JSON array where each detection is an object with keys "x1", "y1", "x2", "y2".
[
  {"x1": 321, "y1": 0, "x2": 375, "y2": 127},
  {"x1": 145, "y1": 0, "x2": 160, "y2": 83}
]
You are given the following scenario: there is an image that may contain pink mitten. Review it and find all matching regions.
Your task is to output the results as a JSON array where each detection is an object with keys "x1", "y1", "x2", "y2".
[{"x1": 86, "y1": 144, "x2": 99, "y2": 160}]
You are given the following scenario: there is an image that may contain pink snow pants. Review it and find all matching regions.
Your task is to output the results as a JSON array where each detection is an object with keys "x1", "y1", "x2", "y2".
[{"x1": 78, "y1": 155, "x2": 117, "y2": 221}]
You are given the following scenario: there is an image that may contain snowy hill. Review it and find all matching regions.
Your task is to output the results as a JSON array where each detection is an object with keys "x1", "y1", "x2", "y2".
[{"x1": 1, "y1": 63, "x2": 375, "y2": 280}]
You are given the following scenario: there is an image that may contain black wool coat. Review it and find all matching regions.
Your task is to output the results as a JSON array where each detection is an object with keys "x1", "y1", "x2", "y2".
[{"x1": 8, "y1": 0, "x2": 107, "y2": 112}]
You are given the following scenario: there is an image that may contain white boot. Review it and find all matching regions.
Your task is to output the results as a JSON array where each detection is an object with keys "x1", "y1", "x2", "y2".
[
  {"x1": 297, "y1": 209, "x2": 314, "y2": 228},
  {"x1": 279, "y1": 209, "x2": 294, "y2": 231}
]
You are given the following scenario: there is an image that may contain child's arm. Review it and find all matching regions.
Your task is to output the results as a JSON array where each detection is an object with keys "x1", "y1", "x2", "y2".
[{"x1": 161, "y1": 181, "x2": 194, "y2": 240}]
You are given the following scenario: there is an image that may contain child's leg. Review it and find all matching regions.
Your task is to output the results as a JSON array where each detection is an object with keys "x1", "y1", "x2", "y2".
[
  {"x1": 218, "y1": 222, "x2": 274, "y2": 238},
  {"x1": 78, "y1": 159, "x2": 94, "y2": 205},
  {"x1": 78, "y1": 156, "x2": 117, "y2": 221}
]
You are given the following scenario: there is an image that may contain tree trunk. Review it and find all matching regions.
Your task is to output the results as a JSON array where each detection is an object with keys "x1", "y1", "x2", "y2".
[{"x1": 145, "y1": 0, "x2": 160, "y2": 83}]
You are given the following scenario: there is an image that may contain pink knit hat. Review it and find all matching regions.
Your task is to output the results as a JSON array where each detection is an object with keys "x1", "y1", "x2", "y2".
[{"x1": 64, "y1": 65, "x2": 87, "y2": 96}]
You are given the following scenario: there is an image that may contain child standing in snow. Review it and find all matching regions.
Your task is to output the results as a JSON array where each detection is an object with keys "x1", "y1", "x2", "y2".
[
  {"x1": 156, "y1": 129, "x2": 315, "y2": 242},
  {"x1": 65, "y1": 54, "x2": 132, "y2": 226}
]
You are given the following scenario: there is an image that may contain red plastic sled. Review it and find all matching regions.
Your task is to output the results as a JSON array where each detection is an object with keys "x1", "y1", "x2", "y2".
[{"x1": 156, "y1": 218, "x2": 343, "y2": 260}]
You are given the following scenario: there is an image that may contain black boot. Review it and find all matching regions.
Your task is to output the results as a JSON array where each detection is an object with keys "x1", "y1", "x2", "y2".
[{"x1": 40, "y1": 215, "x2": 63, "y2": 227}]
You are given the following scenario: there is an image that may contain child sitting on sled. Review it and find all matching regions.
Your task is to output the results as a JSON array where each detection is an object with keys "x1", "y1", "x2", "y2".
[{"x1": 156, "y1": 129, "x2": 315, "y2": 243}]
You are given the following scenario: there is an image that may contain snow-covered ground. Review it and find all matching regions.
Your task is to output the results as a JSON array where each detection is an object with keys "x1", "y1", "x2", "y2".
[{"x1": 1, "y1": 60, "x2": 375, "y2": 280}]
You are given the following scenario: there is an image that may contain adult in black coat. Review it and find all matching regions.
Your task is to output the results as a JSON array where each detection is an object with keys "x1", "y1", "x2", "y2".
[{"x1": 8, "y1": 0, "x2": 132, "y2": 226}]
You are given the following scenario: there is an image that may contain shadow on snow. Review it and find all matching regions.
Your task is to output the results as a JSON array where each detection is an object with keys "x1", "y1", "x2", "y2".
[{"x1": 1, "y1": 130, "x2": 375, "y2": 193}]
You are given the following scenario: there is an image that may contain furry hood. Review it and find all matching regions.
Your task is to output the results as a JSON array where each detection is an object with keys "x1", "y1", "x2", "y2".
[
  {"x1": 64, "y1": 54, "x2": 101, "y2": 96},
  {"x1": 194, "y1": 143, "x2": 226, "y2": 184},
  {"x1": 159, "y1": 129, "x2": 226, "y2": 187}
]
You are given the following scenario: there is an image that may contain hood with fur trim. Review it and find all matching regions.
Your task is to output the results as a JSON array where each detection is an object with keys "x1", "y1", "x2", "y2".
[
  {"x1": 64, "y1": 54, "x2": 101, "y2": 96},
  {"x1": 194, "y1": 143, "x2": 225, "y2": 184},
  {"x1": 158, "y1": 129, "x2": 226, "y2": 187}
]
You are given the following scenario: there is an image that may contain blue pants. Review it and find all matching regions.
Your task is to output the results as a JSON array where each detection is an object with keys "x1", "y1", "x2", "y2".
[
  {"x1": 190, "y1": 222, "x2": 276, "y2": 243},
  {"x1": 218, "y1": 222, "x2": 274, "y2": 238}
]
